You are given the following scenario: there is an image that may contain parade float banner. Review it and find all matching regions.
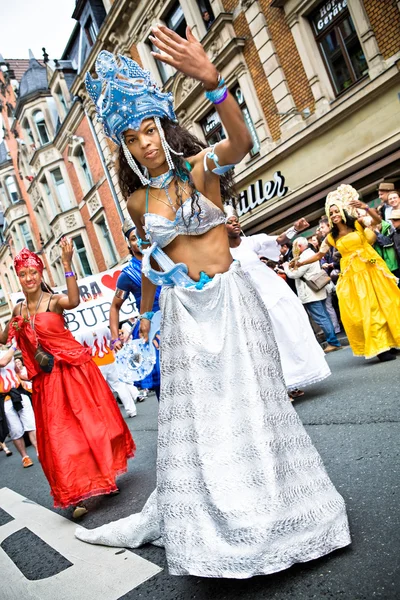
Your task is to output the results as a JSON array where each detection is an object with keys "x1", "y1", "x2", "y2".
[{"x1": 10, "y1": 266, "x2": 138, "y2": 333}]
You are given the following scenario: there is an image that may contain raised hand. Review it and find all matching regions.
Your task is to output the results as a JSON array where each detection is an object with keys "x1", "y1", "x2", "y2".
[
  {"x1": 112, "y1": 339, "x2": 123, "y2": 353},
  {"x1": 294, "y1": 218, "x2": 310, "y2": 232},
  {"x1": 60, "y1": 237, "x2": 74, "y2": 268},
  {"x1": 149, "y1": 25, "x2": 218, "y2": 89}
]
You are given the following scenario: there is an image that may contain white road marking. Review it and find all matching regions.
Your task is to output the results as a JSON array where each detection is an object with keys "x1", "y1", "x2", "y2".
[{"x1": 0, "y1": 488, "x2": 162, "y2": 600}]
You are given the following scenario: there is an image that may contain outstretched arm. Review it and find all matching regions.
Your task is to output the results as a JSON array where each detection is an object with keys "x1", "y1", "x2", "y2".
[
  {"x1": 0, "y1": 321, "x2": 11, "y2": 346},
  {"x1": 0, "y1": 345, "x2": 16, "y2": 368},
  {"x1": 150, "y1": 25, "x2": 253, "y2": 171},
  {"x1": 295, "y1": 250, "x2": 325, "y2": 267},
  {"x1": 276, "y1": 218, "x2": 310, "y2": 245},
  {"x1": 109, "y1": 296, "x2": 124, "y2": 352},
  {"x1": 56, "y1": 238, "x2": 81, "y2": 310}
]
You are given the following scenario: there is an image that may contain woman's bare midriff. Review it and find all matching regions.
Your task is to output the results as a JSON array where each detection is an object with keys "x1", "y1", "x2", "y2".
[{"x1": 162, "y1": 224, "x2": 233, "y2": 281}]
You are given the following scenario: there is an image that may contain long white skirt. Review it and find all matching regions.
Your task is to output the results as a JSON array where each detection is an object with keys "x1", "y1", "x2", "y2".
[{"x1": 76, "y1": 262, "x2": 350, "y2": 578}]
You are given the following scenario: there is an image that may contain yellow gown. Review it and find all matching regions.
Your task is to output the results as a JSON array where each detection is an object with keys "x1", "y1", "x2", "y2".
[{"x1": 327, "y1": 222, "x2": 400, "y2": 358}]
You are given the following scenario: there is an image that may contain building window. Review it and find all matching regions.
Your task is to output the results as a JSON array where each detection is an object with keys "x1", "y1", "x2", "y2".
[
  {"x1": 96, "y1": 216, "x2": 117, "y2": 267},
  {"x1": 200, "y1": 84, "x2": 260, "y2": 157},
  {"x1": 233, "y1": 86, "x2": 260, "y2": 155},
  {"x1": 54, "y1": 259, "x2": 65, "y2": 285},
  {"x1": 75, "y1": 146, "x2": 93, "y2": 192},
  {"x1": 19, "y1": 221, "x2": 35, "y2": 252},
  {"x1": 55, "y1": 85, "x2": 68, "y2": 116},
  {"x1": 84, "y1": 16, "x2": 97, "y2": 47},
  {"x1": 165, "y1": 2, "x2": 187, "y2": 38},
  {"x1": 196, "y1": 1, "x2": 215, "y2": 31},
  {"x1": 3, "y1": 273, "x2": 12, "y2": 294},
  {"x1": 147, "y1": 40, "x2": 170, "y2": 84},
  {"x1": 23, "y1": 118, "x2": 35, "y2": 146},
  {"x1": 40, "y1": 176, "x2": 58, "y2": 216},
  {"x1": 36, "y1": 202, "x2": 52, "y2": 238},
  {"x1": 0, "y1": 183, "x2": 8, "y2": 208},
  {"x1": 73, "y1": 234, "x2": 93, "y2": 277},
  {"x1": 33, "y1": 110, "x2": 50, "y2": 145},
  {"x1": 5, "y1": 175, "x2": 19, "y2": 203},
  {"x1": 200, "y1": 108, "x2": 226, "y2": 147},
  {"x1": 50, "y1": 167, "x2": 73, "y2": 211},
  {"x1": 310, "y1": 2, "x2": 368, "y2": 95},
  {"x1": 11, "y1": 227, "x2": 22, "y2": 251},
  {"x1": 6, "y1": 102, "x2": 14, "y2": 119}
]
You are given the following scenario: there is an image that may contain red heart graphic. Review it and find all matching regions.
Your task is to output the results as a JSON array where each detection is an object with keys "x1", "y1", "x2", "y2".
[{"x1": 101, "y1": 271, "x2": 122, "y2": 291}]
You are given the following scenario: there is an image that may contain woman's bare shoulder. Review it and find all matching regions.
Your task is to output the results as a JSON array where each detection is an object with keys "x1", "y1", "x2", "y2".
[
  {"x1": 127, "y1": 188, "x2": 146, "y2": 215},
  {"x1": 12, "y1": 303, "x2": 22, "y2": 317}
]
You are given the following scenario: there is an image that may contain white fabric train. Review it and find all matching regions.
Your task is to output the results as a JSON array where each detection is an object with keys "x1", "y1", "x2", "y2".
[
  {"x1": 76, "y1": 261, "x2": 350, "y2": 578},
  {"x1": 230, "y1": 235, "x2": 331, "y2": 390}
]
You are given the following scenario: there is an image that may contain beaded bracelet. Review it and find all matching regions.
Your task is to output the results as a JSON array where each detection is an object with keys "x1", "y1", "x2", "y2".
[
  {"x1": 139, "y1": 311, "x2": 154, "y2": 321},
  {"x1": 64, "y1": 271, "x2": 75, "y2": 278},
  {"x1": 204, "y1": 77, "x2": 228, "y2": 105}
]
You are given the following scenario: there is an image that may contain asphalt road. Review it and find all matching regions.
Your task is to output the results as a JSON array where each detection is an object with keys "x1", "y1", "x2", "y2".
[{"x1": 1, "y1": 346, "x2": 399, "y2": 600}]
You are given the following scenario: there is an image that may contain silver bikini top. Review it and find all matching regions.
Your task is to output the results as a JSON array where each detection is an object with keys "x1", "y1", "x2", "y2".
[{"x1": 143, "y1": 193, "x2": 226, "y2": 249}]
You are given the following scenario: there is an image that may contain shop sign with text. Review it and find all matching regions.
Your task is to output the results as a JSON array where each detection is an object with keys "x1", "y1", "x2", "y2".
[
  {"x1": 311, "y1": 0, "x2": 348, "y2": 34},
  {"x1": 237, "y1": 170, "x2": 288, "y2": 217}
]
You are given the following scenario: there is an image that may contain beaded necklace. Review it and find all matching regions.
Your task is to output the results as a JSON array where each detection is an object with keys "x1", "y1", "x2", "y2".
[{"x1": 148, "y1": 170, "x2": 177, "y2": 213}]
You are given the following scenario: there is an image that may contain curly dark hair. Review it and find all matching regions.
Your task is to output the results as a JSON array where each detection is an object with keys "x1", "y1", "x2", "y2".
[
  {"x1": 117, "y1": 118, "x2": 237, "y2": 226},
  {"x1": 330, "y1": 209, "x2": 358, "y2": 239}
]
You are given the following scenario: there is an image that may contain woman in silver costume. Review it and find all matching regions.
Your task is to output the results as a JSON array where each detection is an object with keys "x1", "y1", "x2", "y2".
[{"x1": 76, "y1": 25, "x2": 351, "y2": 578}]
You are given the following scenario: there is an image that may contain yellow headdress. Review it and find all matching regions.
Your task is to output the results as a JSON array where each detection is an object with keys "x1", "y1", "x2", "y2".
[{"x1": 325, "y1": 184, "x2": 359, "y2": 227}]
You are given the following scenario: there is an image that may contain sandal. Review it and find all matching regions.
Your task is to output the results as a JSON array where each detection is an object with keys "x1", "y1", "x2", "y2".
[
  {"x1": 288, "y1": 388, "x2": 305, "y2": 399},
  {"x1": 72, "y1": 505, "x2": 88, "y2": 519}
]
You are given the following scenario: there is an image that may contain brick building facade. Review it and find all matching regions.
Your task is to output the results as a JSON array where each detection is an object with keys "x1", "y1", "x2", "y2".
[
  {"x1": 0, "y1": 0, "x2": 399, "y2": 323},
  {"x1": 72, "y1": 0, "x2": 400, "y2": 236}
]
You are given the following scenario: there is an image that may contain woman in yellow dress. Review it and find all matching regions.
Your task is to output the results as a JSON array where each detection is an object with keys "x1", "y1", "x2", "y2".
[{"x1": 294, "y1": 185, "x2": 400, "y2": 361}]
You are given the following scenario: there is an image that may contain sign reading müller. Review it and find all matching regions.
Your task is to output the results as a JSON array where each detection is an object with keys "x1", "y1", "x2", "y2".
[
  {"x1": 10, "y1": 265, "x2": 138, "y2": 333},
  {"x1": 237, "y1": 170, "x2": 288, "y2": 217}
]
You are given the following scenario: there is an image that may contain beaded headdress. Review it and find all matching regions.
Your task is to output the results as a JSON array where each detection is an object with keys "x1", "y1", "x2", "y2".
[
  {"x1": 85, "y1": 51, "x2": 182, "y2": 186},
  {"x1": 122, "y1": 217, "x2": 135, "y2": 239},
  {"x1": 85, "y1": 51, "x2": 177, "y2": 145},
  {"x1": 14, "y1": 248, "x2": 44, "y2": 275},
  {"x1": 325, "y1": 184, "x2": 359, "y2": 227}
]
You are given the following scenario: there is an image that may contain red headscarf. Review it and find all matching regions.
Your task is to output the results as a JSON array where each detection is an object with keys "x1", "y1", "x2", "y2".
[{"x1": 14, "y1": 248, "x2": 44, "y2": 276}]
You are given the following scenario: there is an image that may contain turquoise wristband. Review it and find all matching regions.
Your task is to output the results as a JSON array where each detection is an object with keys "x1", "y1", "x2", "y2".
[
  {"x1": 139, "y1": 311, "x2": 154, "y2": 321},
  {"x1": 205, "y1": 80, "x2": 228, "y2": 104}
]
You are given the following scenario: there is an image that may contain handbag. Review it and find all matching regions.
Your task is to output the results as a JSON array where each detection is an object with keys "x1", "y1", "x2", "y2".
[
  {"x1": 301, "y1": 270, "x2": 331, "y2": 292},
  {"x1": 34, "y1": 345, "x2": 54, "y2": 373},
  {"x1": 27, "y1": 292, "x2": 55, "y2": 374}
]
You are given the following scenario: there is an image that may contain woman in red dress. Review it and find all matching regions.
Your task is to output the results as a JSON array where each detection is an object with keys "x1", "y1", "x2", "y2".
[{"x1": 0, "y1": 240, "x2": 135, "y2": 516}]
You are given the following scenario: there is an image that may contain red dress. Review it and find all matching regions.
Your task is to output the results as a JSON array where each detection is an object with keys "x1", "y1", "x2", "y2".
[{"x1": 10, "y1": 312, "x2": 135, "y2": 508}]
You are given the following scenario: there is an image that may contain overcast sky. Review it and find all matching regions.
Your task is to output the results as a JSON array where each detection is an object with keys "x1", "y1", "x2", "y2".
[{"x1": 0, "y1": 0, "x2": 77, "y2": 60}]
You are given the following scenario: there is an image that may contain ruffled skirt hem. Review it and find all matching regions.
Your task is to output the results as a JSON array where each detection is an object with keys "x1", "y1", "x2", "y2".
[{"x1": 52, "y1": 457, "x2": 134, "y2": 509}]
